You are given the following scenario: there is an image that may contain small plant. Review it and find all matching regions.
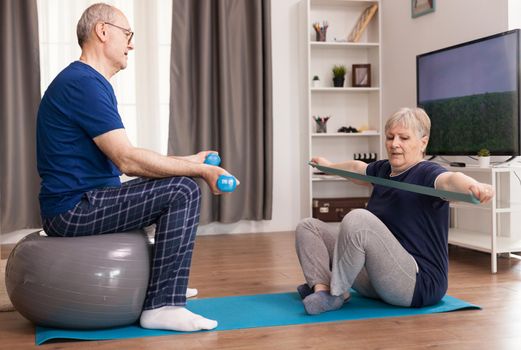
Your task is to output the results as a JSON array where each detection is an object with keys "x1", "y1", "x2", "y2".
[
  {"x1": 332, "y1": 65, "x2": 347, "y2": 78},
  {"x1": 311, "y1": 75, "x2": 321, "y2": 87},
  {"x1": 477, "y1": 148, "x2": 490, "y2": 157}
]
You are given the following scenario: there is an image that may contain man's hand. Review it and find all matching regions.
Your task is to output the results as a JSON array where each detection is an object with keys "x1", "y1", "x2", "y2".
[
  {"x1": 200, "y1": 165, "x2": 240, "y2": 195},
  {"x1": 93, "y1": 129, "x2": 239, "y2": 191},
  {"x1": 174, "y1": 151, "x2": 217, "y2": 164}
]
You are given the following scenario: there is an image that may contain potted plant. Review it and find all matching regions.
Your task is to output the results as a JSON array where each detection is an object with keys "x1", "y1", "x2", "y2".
[
  {"x1": 332, "y1": 65, "x2": 346, "y2": 87},
  {"x1": 477, "y1": 148, "x2": 491, "y2": 167},
  {"x1": 312, "y1": 75, "x2": 320, "y2": 88}
]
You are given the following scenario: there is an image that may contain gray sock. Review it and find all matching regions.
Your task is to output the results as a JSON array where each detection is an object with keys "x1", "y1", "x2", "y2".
[
  {"x1": 303, "y1": 291, "x2": 345, "y2": 315},
  {"x1": 297, "y1": 283, "x2": 313, "y2": 299}
]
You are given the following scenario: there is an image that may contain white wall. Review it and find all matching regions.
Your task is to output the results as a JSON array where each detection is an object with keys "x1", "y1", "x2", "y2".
[
  {"x1": 381, "y1": 0, "x2": 508, "y2": 120},
  {"x1": 508, "y1": 0, "x2": 521, "y2": 29}
]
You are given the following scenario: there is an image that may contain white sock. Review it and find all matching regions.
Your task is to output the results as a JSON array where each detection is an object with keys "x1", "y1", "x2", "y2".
[
  {"x1": 140, "y1": 306, "x2": 218, "y2": 332},
  {"x1": 186, "y1": 287, "x2": 198, "y2": 298}
]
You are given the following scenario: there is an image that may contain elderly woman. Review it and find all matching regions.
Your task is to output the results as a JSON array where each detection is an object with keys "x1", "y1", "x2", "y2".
[{"x1": 296, "y1": 107, "x2": 494, "y2": 315}]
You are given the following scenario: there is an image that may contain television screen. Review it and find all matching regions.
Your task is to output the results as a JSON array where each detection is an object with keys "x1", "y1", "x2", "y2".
[{"x1": 417, "y1": 29, "x2": 520, "y2": 156}]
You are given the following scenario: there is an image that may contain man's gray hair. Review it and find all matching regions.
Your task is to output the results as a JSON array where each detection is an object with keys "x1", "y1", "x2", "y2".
[
  {"x1": 77, "y1": 3, "x2": 116, "y2": 48},
  {"x1": 385, "y1": 107, "x2": 431, "y2": 139}
]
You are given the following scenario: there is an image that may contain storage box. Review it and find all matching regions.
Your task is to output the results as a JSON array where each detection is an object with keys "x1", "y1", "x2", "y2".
[{"x1": 312, "y1": 197, "x2": 369, "y2": 222}]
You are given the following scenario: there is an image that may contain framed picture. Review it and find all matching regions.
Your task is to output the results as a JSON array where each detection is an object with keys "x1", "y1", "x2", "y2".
[
  {"x1": 411, "y1": 0, "x2": 435, "y2": 18},
  {"x1": 352, "y1": 64, "x2": 371, "y2": 87}
]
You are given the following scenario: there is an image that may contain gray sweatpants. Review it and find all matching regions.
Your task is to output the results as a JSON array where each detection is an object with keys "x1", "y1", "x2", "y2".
[{"x1": 295, "y1": 209, "x2": 417, "y2": 307}]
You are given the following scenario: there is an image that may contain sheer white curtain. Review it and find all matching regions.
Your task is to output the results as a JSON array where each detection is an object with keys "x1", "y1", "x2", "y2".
[{"x1": 37, "y1": 0, "x2": 172, "y2": 153}]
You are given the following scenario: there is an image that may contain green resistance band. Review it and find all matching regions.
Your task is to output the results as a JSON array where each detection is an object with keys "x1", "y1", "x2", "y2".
[{"x1": 309, "y1": 162, "x2": 480, "y2": 205}]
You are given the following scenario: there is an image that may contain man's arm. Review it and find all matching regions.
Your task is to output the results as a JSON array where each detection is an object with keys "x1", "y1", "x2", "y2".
[
  {"x1": 435, "y1": 171, "x2": 494, "y2": 203},
  {"x1": 93, "y1": 129, "x2": 227, "y2": 193}
]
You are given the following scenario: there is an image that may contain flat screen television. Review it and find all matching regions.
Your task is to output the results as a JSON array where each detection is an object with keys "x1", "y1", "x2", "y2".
[{"x1": 417, "y1": 29, "x2": 520, "y2": 156}]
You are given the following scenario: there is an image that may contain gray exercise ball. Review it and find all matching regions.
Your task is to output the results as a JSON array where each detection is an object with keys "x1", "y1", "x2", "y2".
[{"x1": 5, "y1": 230, "x2": 151, "y2": 329}]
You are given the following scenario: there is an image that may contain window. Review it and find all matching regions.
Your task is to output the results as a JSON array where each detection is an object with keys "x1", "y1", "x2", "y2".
[{"x1": 37, "y1": 0, "x2": 172, "y2": 153}]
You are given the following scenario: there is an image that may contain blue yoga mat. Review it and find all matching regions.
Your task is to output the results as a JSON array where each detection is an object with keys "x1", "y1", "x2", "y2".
[{"x1": 35, "y1": 291, "x2": 480, "y2": 345}]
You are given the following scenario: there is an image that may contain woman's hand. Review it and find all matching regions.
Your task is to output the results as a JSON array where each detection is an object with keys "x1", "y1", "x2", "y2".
[
  {"x1": 469, "y1": 182, "x2": 495, "y2": 203},
  {"x1": 311, "y1": 156, "x2": 333, "y2": 167},
  {"x1": 437, "y1": 172, "x2": 495, "y2": 204}
]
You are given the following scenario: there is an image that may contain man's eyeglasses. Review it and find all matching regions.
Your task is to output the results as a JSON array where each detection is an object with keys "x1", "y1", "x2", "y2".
[{"x1": 104, "y1": 22, "x2": 134, "y2": 44}]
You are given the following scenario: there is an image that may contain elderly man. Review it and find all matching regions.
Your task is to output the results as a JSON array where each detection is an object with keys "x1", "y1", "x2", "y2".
[{"x1": 36, "y1": 3, "x2": 233, "y2": 331}]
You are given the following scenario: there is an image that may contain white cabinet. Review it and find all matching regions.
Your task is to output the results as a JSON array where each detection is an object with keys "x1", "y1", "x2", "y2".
[
  {"x1": 447, "y1": 165, "x2": 521, "y2": 273},
  {"x1": 299, "y1": 0, "x2": 382, "y2": 218}
]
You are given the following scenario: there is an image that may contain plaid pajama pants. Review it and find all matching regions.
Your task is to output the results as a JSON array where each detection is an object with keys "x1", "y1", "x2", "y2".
[{"x1": 42, "y1": 176, "x2": 201, "y2": 310}]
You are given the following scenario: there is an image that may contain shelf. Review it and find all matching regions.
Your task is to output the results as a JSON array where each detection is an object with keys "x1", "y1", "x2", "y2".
[
  {"x1": 449, "y1": 229, "x2": 521, "y2": 254},
  {"x1": 445, "y1": 165, "x2": 521, "y2": 272},
  {"x1": 302, "y1": 0, "x2": 381, "y2": 219},
  {"x1": 450, "y1": 200, "x2": 521, "y2": 212},
  {"x1": 450, "y1": 202, "x2": 490, "y2": 211},
  {"x1": 310, "y1": 41, "x2": 379, "y2": 49},
  {"x1": 311, "y1": 87, "x2": 380, "y2": 92},
  {"x1": 311, "y1": 132, "x2": 380, "y2": 137},
  {"x1": 444, "y1": 165, "x2": 518, "y2": 173},
  {"x1": 312, "y1": 175, "x2": 347, "y2": 182},
  {"x1": 311, "y1": 0, "x2": 378, "y2": 7}
]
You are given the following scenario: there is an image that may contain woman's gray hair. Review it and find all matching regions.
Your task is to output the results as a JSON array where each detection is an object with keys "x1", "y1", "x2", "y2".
[
  {"x1": 77, "y1": 3, "x2": 116, "y2": 48},
  {"x1": 385, "y1": 107, "x2": 431, "y2": 139}
]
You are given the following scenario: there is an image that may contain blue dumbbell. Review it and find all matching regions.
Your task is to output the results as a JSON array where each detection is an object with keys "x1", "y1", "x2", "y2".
[
  {"x1": 204, "y1": 153, "x2": 221, "y2": 166},
  {"x1": 217, "y1": 175, "x2": 237, "y2": 192}
]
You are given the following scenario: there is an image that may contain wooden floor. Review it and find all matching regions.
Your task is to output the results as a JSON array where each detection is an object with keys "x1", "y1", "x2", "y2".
[{"x1": 1, "y1": 231, "x2": 521, "y2": 349}]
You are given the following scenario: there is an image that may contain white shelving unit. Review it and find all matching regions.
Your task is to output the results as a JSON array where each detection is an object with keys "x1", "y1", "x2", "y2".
[
  {"x1": 446, "y1": 165, "x2": 521, "y2": 273},
  {"x1": 299, "y1": 0, "x2": 382, "y2": 218}
]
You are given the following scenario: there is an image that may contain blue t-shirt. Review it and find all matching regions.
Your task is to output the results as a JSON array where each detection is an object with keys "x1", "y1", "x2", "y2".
[
  {"x1": 366, "y1": 160, "x2": 449, "y2": 307},
  {"x1": 37, "y1": 61, "x2": 124, "y2": 218}
]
